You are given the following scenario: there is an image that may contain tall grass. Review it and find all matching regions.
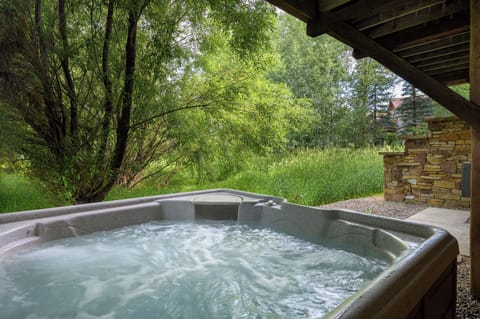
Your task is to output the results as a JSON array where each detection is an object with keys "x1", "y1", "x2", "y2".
[
  {"x1": 0, "y1": 173, "x2": 56, "y2": 213},
  {"x1": 2, "y1": 148, "x2": 384, "y2": 212},
  {"x1": 215, "y1": 148, "x2": 384, "y2": 205},
  {"x1": 108, "y1": 148, "x2": 384, "y2": 206}
]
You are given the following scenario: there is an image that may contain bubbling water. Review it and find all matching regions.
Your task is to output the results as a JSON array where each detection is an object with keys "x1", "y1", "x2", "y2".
[{"x1": 0, "y1": 221, "x2": 389, "y2": 319}]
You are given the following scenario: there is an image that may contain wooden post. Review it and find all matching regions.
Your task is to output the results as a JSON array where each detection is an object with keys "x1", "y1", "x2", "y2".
[
  {"x1": 470, "y1": 0, "x2": 480, "y2": 298},
  {"x1": 472, "y1": 131, "x2": 480, "y2": 297}
]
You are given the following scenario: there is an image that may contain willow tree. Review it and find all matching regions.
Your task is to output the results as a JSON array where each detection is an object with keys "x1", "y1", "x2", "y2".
[{"x1": 0, "y1": 0, "x2": 274, "y2": 202}]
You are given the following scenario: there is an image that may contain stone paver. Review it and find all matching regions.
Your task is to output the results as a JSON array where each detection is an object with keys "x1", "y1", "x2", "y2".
[{"x1": 407, "y1": 207, "x2": 470, "y2": 255}]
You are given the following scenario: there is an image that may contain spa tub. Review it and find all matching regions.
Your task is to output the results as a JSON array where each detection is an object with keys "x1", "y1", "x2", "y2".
[{"x1": 0, "y1": 189, "x2": 458, "y2": 318}]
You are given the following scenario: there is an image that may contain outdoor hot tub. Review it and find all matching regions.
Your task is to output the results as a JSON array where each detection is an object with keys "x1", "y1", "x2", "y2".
[{"x1": 0, "y1": 189, "x2": 458, "y2": 318}]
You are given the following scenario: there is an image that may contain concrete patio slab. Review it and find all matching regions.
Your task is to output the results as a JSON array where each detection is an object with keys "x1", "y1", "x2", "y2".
[{"x1": 407, "y1": 207, "x2": 470, "y2": 256}]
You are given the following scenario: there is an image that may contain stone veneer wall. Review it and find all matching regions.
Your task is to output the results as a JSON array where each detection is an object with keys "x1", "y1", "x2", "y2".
[{"x1": 381, "y1": 117, "x2": 471, "y2": 209}]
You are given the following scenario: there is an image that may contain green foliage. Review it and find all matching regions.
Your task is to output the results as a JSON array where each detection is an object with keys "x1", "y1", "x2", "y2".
[
  {"x1": 432, "y1": 84, "x2": 469, "y2": 117},
  {"x1": 348, "y1": 58, "x2": 398, "y2": 146},
  {"x1": 271, "y1": 15, "x2": 398, "y2": 149},
  {"x1": 0, "y1": 0, "x2": 276, "y2": 203},
  {"x1": 3, "y1": 148, "x2": 384, "y2": 211},
  {"x1": 395, "y1": 82, "x2": 434, "y2": 136},
  {"x1": 383, "y1": 133, "x2": 403, "y2": 147},
  {"x1": 0, "y1": 4, "x2": 412, "y2": 207},
  {"x1": 160, "y1": 32, "x2": 310, "y2": 183},
  {"x1": 0, "y1": 102, "x2": 28, "y2": 173},
  {"x1": 218, "y1": 148, "x2": 384, "y2": 205},
  {"x1": 271, "y1": 14, "x2": 352, "y2": 148},
  {"x1": 107, "y1": 148, "x2": 384, "y2": 206}
]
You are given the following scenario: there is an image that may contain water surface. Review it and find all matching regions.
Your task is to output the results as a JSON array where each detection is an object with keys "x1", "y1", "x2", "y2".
[{"x1": 0, "y1": 221, "x2": 389, "y2": 319}]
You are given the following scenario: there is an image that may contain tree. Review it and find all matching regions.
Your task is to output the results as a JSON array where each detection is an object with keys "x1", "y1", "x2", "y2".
[
  {"x1": 162, "y1": 30, "x2": 311, "y2": 182},
  {"x1": 0, "y1": 0, "x2": 275, "y2": 203},
  {"x1": 348, "y1": 58, "x2": 397, "y2": 146},
  {"x1": 395, "y1": 82, "x2": 434, "y2": 136},
  {"x1": 271, "y1": 14, "x2": 398, "y2": 148},
  {"x1": 271, "y1": 14, "x2": 352, "y2": 148}
]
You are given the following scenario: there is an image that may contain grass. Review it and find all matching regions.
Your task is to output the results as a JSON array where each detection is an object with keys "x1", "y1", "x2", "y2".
[
  {"x1": 108, "y1": 148, "x2": 384, "y2": 206},
  {"x1": 217, "y1": 148, "x2": 384, "y2": 205},
  {"x1": 0, "y1": 173, "x2": 56, "y2": 213},
  {"x1": 1, "y1": 148, "x2": 384, "y2": 212}
]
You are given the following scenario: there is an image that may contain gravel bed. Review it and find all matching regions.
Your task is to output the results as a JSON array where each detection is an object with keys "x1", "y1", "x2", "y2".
[
  {"x1": 456, "y1": 256, "x2": 480, "y2": 318},
  {"x1": 320, "y1": 196, "x2": 480, "y2": 318},
  {"x1": 320, "y1": 195, "x2": 428, "y2": 219}
]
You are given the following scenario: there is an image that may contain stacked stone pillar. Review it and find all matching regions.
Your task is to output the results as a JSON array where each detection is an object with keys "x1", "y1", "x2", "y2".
[{"x1": 381, "y1": 117, "x2": 471, "y2": 209}]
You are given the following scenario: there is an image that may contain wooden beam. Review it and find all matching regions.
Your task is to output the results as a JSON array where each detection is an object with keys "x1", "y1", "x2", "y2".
[
  {"x1": 307, "y1": 0, "x2": 387, "y2": 37},
  {"x1": 406, "y1": 43, "x2": 470, "y2": 64},
  {"x1": 353, "y1": 14, "x2": 469, "y2": 59},
  {"x1": 470, "y1": 0, "x2": 480, "y2": 299},
  {"x1": 266, "y1": 0, "x2": 316, "y2": 22},
  {"x1": 318, "y1": 0, "x2": 351, "y2": 12},
  {"x1": 397, "y1": 32, "x2": 470, "y2": 58},
  {"x1": 386, "y1": 15, "x2": 470, "y2": 52},
  {"x1": 416, "y1": 52, "x2": 470, "y2": 69},
  {"x1": 353, "y1": 0, "x2": 444, "y2": 30},
  {"x1": 434, "y1": 70, "x2": 469, "y2": 85},
  {"x1": 364, "y1": 0, "x2": 469, "y2": 39},
  {"x1": 352, "y1": 48, "x2": 367, "y2": 59},
  {"x1": 327, "y1": 22, "x2": 480, "y2": 130},
  {"x1": 424, "y1": 62, "x2": 469, "y2": 74}
]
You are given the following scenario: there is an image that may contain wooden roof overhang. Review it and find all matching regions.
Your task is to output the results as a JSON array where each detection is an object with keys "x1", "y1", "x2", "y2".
[{"x1": 267, "y1": 0, "x2": 480, "y2": 130}]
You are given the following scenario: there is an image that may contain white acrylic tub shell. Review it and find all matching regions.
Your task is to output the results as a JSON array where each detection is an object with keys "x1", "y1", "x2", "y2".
[{"x1": 0, "y1": 189, "x2": 458, "y2": 319}]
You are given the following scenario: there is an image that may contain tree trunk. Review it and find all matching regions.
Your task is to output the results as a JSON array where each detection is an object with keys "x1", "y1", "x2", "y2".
[
  {"x1": 58, "y1": 0, "x2": 78, "y2": 140},
  {"x1": 96, "y1": 0, "x2": 114, "y2": 164},
  {"x1": 112, "y1": 10, "x2": 138, "y2": 172},
  {"x1": 77, "y1": 7, "x2": 140, "y2": 203},
  {"x1": 35, "y1": 0, "x2": 66, "y2": 157}
]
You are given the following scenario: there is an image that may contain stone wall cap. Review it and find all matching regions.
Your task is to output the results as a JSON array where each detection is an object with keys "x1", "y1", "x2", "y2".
[
  {"x1": 379, "y1": 151, "x2": 405, "y2": 155},
  {"x1": 399, "y1": 135, "x2": 428, "y2": 140},
  {"x1": 423, "y1": 116, "x2": 461, "y2": 123}
]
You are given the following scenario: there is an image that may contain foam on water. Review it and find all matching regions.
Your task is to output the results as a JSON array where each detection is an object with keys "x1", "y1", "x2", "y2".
[{"x1": 0, "y1": 221, "x2": 389, "y2": 319}]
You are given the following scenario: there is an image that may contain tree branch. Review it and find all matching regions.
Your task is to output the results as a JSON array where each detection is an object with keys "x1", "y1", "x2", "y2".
[
  {"x1": 105, "y1": 3, "x2": 143, "y2": 198},
  {"x1": 130, "y1": 103, "x2": 215, "y2": 129},
  {"x1": 34, "y1": 0, "x2": 66, "y2": 156},
  {"x1": 127, "y1": 159, "x2": 176, "y2": 189},
  {"x1": 96, "y1": 0, "x2": 114, "y2": 163},
  {"x1": 34, "y1": 0, "x2": 46, "y2": 60},
  {"x1": 58, "y1": 0, "x2": 78, "y2": 140}
]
